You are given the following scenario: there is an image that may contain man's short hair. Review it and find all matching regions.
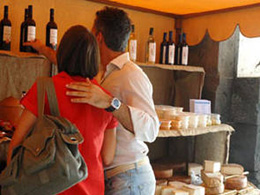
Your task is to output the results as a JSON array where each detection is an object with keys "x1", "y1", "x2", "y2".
[
  {"x1": 57, "y1": 25, "x2": 99, "y2": 79},
  {"x1": 94, "y1": 7, "x2": 131, "y2": 52}
]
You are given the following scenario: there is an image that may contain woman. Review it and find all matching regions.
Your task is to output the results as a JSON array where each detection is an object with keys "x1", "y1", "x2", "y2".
[{"x1": 7, "y1": 25, "x2": 117, "y2": 194}]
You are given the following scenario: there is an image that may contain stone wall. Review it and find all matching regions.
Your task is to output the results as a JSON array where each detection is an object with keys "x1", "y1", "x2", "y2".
[{"x1": 189, "y1": 27, "x2": 260, "y2": 187}]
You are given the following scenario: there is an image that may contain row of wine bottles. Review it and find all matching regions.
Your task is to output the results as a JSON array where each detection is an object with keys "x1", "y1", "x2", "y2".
[
  {"x1": 127, "y1": 26, "x2": 189, "y2": 65},
  {"x1": 0, "y1": 5, "x2": 58, "y2": 52},
  {"x1": 160, "y1": 31, "x2": 189, "y2": 65}
]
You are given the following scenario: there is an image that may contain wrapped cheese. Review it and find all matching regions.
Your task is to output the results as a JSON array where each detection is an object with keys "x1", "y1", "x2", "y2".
[
  {"x1": 182, "y1": 184, "x2": 205, "y2": 195},
  {"x1": 204, "y1": 160, "x2": 221, "y2": 173},
  {"x1": 161, "y1": 186, "x2": 189, "y2": 195},
  {"x1": 188, "y1": 163, "x2": 203, "y2": 176},
  {"x1": 204, "y1": 183, "x2": 225, "y2": 194},
  {"x1": 201, "y1": 171, "x2": 223, "y2": 187}
]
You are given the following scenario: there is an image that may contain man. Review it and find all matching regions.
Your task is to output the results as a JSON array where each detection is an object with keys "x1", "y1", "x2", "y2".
[{"x1": 26, "y1": 7, "x2": 159, "y2": 194}]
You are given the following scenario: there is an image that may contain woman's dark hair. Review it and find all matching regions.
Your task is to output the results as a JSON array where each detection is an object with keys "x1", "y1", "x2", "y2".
[
  {"x1": 57, "y1": 25, "x2": 99, "y2": 79},
  {"x1": 94, "y1": 7, "x2": 131, "y2": 52}
]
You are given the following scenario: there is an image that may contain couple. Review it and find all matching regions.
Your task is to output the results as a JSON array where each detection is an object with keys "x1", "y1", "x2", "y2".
[{"x1": 8, "y1": 6, "x2": 159, "y2": 195}]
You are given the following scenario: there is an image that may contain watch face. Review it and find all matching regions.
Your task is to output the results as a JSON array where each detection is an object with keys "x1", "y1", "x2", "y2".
[{"x1": 112, "y1": 98, "x2": 121, "y2": 109}]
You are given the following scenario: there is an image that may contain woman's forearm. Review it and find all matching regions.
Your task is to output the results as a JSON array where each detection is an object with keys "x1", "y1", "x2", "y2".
[{"x1": 7, "y1": 109, "x2": 37, "y2": 164}]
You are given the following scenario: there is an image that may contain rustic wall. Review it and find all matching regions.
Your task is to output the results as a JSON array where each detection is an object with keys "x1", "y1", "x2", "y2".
[{"x1": 0, "y1": 0, "x2": 175, "y2": 63}]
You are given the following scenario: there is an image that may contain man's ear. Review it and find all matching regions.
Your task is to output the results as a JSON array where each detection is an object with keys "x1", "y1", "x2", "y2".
[{"x1": 96, "y1": 32, "x2": 103, "y2": 43}]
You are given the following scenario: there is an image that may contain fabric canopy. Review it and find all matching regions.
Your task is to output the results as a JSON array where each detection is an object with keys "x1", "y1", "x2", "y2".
[
  {"x1": 109, "y1": 0, "x2": 260, "y2": 15},
  {"x1": 100, "y1": 0, "x2": 260, "y2": 45}
]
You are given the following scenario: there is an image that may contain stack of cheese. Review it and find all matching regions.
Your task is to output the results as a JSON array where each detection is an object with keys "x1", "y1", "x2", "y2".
[
  {"x1": 158, "y1": 181, "x2": 205, "y2": 195},
  {"x1": 201, "y1": 160, "x2": 225, "y2": 194},
  {"x1": 221, "y1": 164, "x2": 248, "y2": 191}
]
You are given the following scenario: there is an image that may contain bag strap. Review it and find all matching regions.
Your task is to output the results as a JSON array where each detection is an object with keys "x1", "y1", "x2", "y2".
[
  {"x1": 37, "y1": 77, "x2": 60, "y2": 117},
  {"x1": 37, "y1": 77, "x2": 46, "y2": 117}
]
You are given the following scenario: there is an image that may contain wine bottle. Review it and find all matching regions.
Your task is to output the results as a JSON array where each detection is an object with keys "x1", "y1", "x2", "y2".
[
  {"x1": 24, "y1": 5, "x2": 37, "y2": 53},
  {"x1": 128, "y1": 24, "x2": 137, "y2": 62},
  {"x1": 20, "y1": 8, "x2": 28, "y2": 52},
  {"x1": 159, "y1": 32, "x2": 167, "y2": 64},
  {"x1": 166, "y1": 31, "x2": 175, "y2": 65},
  {"x1": 181, "y1": 33, "x2": 189, "y2": 65},
  {"x1": 46, "y1": 8, "x2": 58, "y2": 50},
  {"x1": 0, "y1": 6, "x2": 11, "y2": 51},
  {"x1": 145, "y1": 27, "x2": 156, "y2": 64},
  {"x1": 175, "y1": 33, "x2": 182, "y2": 65}
]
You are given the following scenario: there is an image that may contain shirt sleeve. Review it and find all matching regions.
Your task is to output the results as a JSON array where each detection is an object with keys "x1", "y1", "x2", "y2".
[
  {"x1": 120, "y1": 68, "x2": 160, "y2": 143},
  {"x1": 106, "y1": 115, "x2": 118, "y2": 130}
]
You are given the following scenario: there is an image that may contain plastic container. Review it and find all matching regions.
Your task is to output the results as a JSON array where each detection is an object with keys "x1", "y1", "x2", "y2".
[
  {"x1": 159, "y1": 119, "x2": 172, "y2": 130},
  {"x1": 173, "y1": 107, "x2": 184, "y2": 113},
  {"x1": 155, "y1": 105, "x2": 176, "y2": 119},
  {"x1": 172, "y1": 114, "x2": 190, "y2": 129},
  {"x1": 211, "y1": 113, "x2": 221, "y2": 125},
  {"x1": 170, "y1": 120, "x2": 182, "y2": 130},
  {"x1": 186, "y1": 112, "x2": 199, "y2": 128},
  {"x1": 198, "y1": 114, "x2": 208, "y2": 127}
]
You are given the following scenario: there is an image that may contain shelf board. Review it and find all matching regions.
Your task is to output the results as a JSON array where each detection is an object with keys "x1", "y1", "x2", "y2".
[
  {"x1": 158, "y1": 124, "x2": 234, "y2": 137},
  {"x1": 137, "y1": 62, "x2": 205, "y2": 73}
]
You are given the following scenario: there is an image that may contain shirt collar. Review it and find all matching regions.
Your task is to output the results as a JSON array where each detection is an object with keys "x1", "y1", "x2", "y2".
[
  {"x1": 108, "y1": 52, "x2": 130, "y2": 69},
  {"x1": 101, "y1": 52, "x2": 130, "y2": 83}
]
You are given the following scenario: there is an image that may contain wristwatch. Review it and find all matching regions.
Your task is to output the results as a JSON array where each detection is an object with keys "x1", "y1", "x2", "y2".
[{"x1": 105, "y1": 97, "x2": 121, "y2": 112}]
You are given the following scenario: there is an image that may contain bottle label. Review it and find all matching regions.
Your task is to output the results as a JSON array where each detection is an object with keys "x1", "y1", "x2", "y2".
[
  {"x1": 162, "y1": 46, "x2": 166, "y2": 64},
  {"x1": 168, "y1": 44, "x2": 175, "y2": 64},
  {"x1": 3, "y1": 26, "x2": 11, "y2": 42},
  {"x1": 149, "y1": 42, "x2": 156, "y2": 62},
  {"x1": 182, "y1": 46, "x2": 189, "y2": 65},
  {"x1": 27, "y1": 26, "x2": 36, "y2": 41},
  {"x1": 50, "y1": 29, "x2": 58, "y2": 46},
  {"x1": 129, "y1": 39, "x2": 137, "y2": 61}
]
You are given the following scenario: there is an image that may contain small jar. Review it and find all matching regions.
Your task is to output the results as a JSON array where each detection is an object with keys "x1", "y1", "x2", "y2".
[
  {"x1": 211, "y1": 113, "x2": 221, "y2": 125},
  {"x1": 198, "y1": 114, "x2": 207, "y2": 127}
]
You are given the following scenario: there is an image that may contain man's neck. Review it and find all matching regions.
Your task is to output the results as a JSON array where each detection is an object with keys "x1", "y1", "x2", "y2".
[{"x1": 101, "y1": 50, "x2": 124, "y2": 70}]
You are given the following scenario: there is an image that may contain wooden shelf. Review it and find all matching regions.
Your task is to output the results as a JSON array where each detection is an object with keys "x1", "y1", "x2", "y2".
[
  {"x1": 158, "y1": 124, "x2": 234, "y2": 137},
  {"x1": 137, "y1": 62, "x2": 205, "y2": 73}
]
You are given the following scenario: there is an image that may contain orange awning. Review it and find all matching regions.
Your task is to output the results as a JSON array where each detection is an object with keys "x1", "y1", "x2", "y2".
[
  {"x1": 92, "y1": 0, "x2": 260, "y2": 45},
  {"x1": 108, "y1": 0, "x2": 260, "y2": 15}
]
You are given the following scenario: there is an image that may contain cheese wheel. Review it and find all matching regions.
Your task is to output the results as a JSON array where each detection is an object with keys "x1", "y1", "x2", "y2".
[
  {"x1": 204, "y1": 183, "x2": 225, "y2": 195},
  {"x1": 168, "y1": 176, "x2": 191, "y2": 184},
  {"x1": 225, "y1": 176, "x2": 248, "y2": 190},
  {"x1": 153, "y1": 168, "x2": 173, "y2": 179},
  {"x1": 221, "y1": 164, "x2": 244, "y2": 175}
]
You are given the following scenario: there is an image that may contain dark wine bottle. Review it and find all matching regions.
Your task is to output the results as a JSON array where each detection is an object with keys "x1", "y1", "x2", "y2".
[
  {"x1": 0, "y1": 6, "x2": 11, "y2": 51},
  {"x1": 46, "y1": 8, "x2": 57, "y2": 50},
  {"x1": 175, "y1": 33, "x2": 182, "y2": 65},
  {"x1": 159, "y1": 32, "x2": 167, "y2": 64},
  {"x1": 20, "y1": 8, "x2": 28, "y2": 52},
  {"x1": 166, "y1": 31, "x2": 175, "y2": 65},
  {"x1": 181, "y1": 33, "x2": 189, "y2": 65},
  {"x1": 24, "y1": 5, "x2": 37, "y2": 53}
]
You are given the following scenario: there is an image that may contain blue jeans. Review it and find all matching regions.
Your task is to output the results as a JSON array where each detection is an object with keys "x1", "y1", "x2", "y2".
[{"x1": 104, "y1": 163, "x2": 156, "y2": 195}]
